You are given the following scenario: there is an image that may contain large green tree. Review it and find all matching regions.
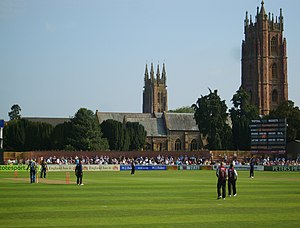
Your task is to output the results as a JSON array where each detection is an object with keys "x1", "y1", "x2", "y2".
[
  {"x1": 101, "y1": 119, "x2": 127, "y2": 151},
  {"x1": 192, "y1": 89, "x2": 232, "y2": 150},
  {"x1": 267, "y1": 100, "x2": 300, "y2": 142},
  {"x1": 126, "y1": 122, "x2": 147, "y2": 150},
  {"x1": 50, "y1": 121, "x2": 72, "y2": 150},
  {"x1": 68, "y1": 108, "x2": 109, "y2": 151},
  {"x1": 101, "y1": 120, "x2": 147, "y2": 151},
  {"x1": 229, "y1": 87, "x2": 259, "y2": 150},
  {"x1": 4, "y1": 119, "x2": 53, "y2": 151},
  {"x1": 8, "y1": 104, "x2": 22, "y2": 120}
]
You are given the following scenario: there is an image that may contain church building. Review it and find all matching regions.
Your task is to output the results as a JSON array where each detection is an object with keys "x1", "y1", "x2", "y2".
[
  {"x1": 96, "y1": 63, "x2": 204, "y2": 151},
  {"x1": 241, "y1": 0, "x2": 288, "y2": 115}
]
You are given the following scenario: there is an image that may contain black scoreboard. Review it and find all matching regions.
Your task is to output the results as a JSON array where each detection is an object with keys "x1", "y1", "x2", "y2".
[{"x1": 250, "y1": 118, "x2": 287, "y2": 154}]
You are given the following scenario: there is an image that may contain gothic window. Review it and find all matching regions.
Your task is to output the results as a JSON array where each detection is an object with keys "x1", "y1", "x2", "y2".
[
  {"x1": 272, "y1": 90, "x2": 278, "y2": 103},
  {"x1": 158, "y1": 92, "x2": 161, "y2": 104},
  {"x1": 191, "y1": 139, "x2": 198, "y2": 151},
  {"x1": 159, "y1": 143, "x2": 163, "y2": 151},
  {"x1": 271, "y1": 37, "x2": 277, "y2": 56},
  {"x1": 175, "y1": 139, "x2": 182, "y2": 151},
  {"x1": 272, "y1": 64, "x2": 278, "y2": 79},
  {"x1": 145, "y1": 143, "x2": 152, "y2": 151}
]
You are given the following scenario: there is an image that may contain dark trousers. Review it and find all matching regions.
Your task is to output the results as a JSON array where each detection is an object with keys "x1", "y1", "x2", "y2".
[
  {"x1": 131, "y1": 168, "x2": 135, "y2": 175},
  {"x1": 76, "y1": 174, "x2": 83, "y2": 184},
  {"x1": 30, "y1": 171, "x2": 36, "y2": 183},
  {"x1": 40, "y1": 168, "x2": 47, "y2": 178},
  {"x1": 228, "y1": 179, "x2": 237, "y2": 196},
  {"x1": 217, "y1": 179, "x2": 226, "y2": 198},
  {"x1": 250, "y1": 166, "x2": 254, "y2": 177}
]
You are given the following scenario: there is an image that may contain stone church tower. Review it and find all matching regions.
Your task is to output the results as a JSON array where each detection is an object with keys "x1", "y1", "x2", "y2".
[
  {"x1": 241, "y1": 0, "x2": 288, "y2": 115},
  {"x1": 143, "y1": 63, "x2": 168, "y2": 113}
]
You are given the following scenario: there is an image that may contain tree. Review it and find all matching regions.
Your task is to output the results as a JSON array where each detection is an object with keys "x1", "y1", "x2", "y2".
[
  {"x1": 192, "y1": 89, "x2": 231, "y2": 150},
  {"x1": 101, "y1": 119, "x2": 126, "y2": 151},
  {"x1": 267, "y1": 100, "x2": 300, "y2": 142},
  {"x1": 68, "y1": 108, "x2": 109, "y2": 151},
  {"x1": 4, "y1": 119, "x2": 54, "y2": 151},
  {"x1": 50, "y1": 121, "x2": 72, "y2": 150},
  {"x1": 169, "y1": 106, "x2": 194, "y2": 113},
  {"x1": 4, "y1": 119, "x2": 26, "y2": 151},
  {"x1": 229, "y1": 87, "x2": 259, "y2": 150},
  {"x1": 126, "y1": 122, "x2": 147, "y2": 150},
  {"x1": 8, "y1": 104, "x2": 22, "y2": 120},
  {"x1": 101, "y1": 120, "x2": 147, "y2": 151}
]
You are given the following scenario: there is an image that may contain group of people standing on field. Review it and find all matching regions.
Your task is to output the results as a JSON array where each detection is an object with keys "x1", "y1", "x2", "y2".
[
  {"x1": 26, "y1": 156, "x2": 85, "y2": 186},
  {"x1": 216, "y1": 156, "x2": 256, "y2": 200},
  {"x1": 26, "y1": 158, "x2": 48, "y2": 183}
]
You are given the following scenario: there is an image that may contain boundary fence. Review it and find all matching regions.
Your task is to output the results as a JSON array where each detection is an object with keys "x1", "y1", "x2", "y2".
[{"x1": 1, "y1": 164, "x2": 299, "y2": 172}]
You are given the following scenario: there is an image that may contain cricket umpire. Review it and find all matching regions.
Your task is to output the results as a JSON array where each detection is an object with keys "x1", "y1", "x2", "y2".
[{"x1": 75, "y1": 159, "x2": 83, "y2": 185}]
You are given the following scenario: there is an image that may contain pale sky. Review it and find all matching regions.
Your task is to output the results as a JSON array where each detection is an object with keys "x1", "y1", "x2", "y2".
[{"x1": 1, "y1": 0, "x2": 299, "y2": 120}]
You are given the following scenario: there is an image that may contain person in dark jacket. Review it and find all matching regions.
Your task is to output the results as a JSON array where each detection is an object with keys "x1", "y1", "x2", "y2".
[
  {"x1": 75, "y1": 159, "x2": 83, "y2": 185},
  {"x1": 227, "y1": 163, "x2": 238, "y2": 197},
  {"x1": 40, "y1": 158, "x2": 48, "y2": 178},
  {"x1": 249, "y1": 156, "x2": 255, "y2": 178},
  {"x1": 131, "y1": 160, "x2": 135, "y2": 175}
]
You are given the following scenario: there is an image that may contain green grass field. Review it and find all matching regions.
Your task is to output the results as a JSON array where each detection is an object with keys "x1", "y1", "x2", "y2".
[{"x1": 0, "y1": 170, "x2": 300, "y2": 227}]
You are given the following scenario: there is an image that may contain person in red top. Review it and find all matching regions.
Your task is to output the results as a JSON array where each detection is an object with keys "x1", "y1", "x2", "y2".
[
  {"x1": 227, "y1": 163, "x2": 238, "y2": 197},
  {"x1": 216, "y1": 162, "x2": 227, "y2": 200}
]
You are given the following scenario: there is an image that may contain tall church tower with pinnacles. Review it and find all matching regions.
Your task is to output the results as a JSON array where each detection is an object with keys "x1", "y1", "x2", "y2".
[
  {"x1": 241, "y1": 0, "x2": 288, "y2": 115},
  {"x1": 143, "y1": 63, "x2": 168, "y2": 113}
]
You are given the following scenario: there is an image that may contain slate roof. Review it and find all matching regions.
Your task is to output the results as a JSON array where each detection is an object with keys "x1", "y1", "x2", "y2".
[
  {"x1": 164, "y1": 112, "x2": 198, "y2": 131},
  {"x1": 96, "y1": 112, "x2": 152, "y2": 124},
  {"x1": 23, "y1": 117, "x2": 70, "y2": 126},
  {"x1": 126, "y1": 116, "x2": 166, "y2": 137}
]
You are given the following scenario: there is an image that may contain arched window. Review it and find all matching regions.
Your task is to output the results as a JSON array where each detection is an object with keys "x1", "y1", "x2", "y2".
[
  {"x1": 145, "y1": 143, "x2": 152, "y2": 151},
  {"x1": 175, "y1": 139, "x2": 182, "y2": 151},
  {"x1": 158, "y1": 143, "x2": 163, "y2": 151},
  {"x1": 272, "y1": 64, "x2": 278, "y2": 79},
  {"x1": 272, "y1": 90, "x2": 278, "y2": 103},
  {"x1": 271, "y1": 37, "x2": 277, "y2": 56},
  {"x1": 191, "y1": 139, "x2": 198, "y2": 151},
  {"x1": 158, "y1": 92, "x2": 161, "y2": 104}
]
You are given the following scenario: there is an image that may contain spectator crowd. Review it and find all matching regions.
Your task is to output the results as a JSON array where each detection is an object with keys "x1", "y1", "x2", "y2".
[{"x1": 5, "y1": 154, "x2": 300, "y2": 166}]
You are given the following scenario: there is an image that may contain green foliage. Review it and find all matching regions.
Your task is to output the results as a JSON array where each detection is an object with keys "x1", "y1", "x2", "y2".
[
  {"x1": 229, "y1": 87, "x2": 259, "y2": 150},
  {"x1": 4, "y1": 119, "x2": 53, "y2": 151},
  {"x1": 192, "y1": 89, "x2": 231, "y2": 150},
  {"x1": 267, "y1": 100, "x2": 300, "y2": 142},
  {"x1": 8, "y1": 104, "x2": 22, "y2": 120},
  {"x1": 101, "y1": 119, "x2": 125, "y2": 150},
  {"x1": 169, "y1": 106, "x2": 194, "y2": 113},
  {"x1": 68, "y1": 108, "x2": 109, "y2": 151},
  {"x1": 126, "y1": 122, "x2": 147, "y2": 150},
  {"x1": 50, "y1": 122, "x2": 72, "y2": 150},
  {"x1": 101, "y1": 120, "x2": 147, "y2": 151}
]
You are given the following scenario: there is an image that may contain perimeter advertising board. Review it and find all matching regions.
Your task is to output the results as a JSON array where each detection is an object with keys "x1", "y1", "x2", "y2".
[{"x1": 250, "y1": 118, "x2": 286, "y2": 154}]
